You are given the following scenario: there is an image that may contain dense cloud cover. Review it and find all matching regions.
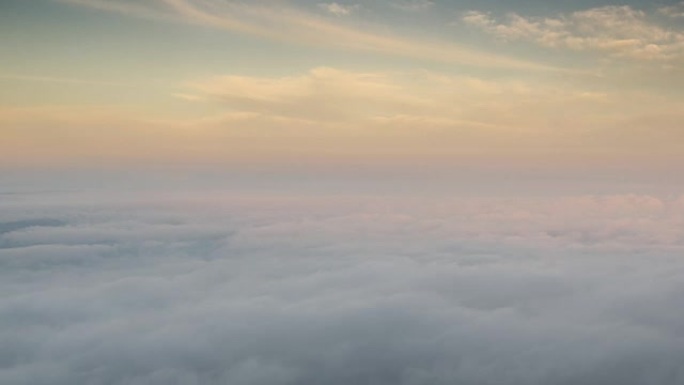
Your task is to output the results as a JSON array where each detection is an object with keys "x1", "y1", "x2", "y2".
[{"x1": 1, "y1": 190, "x2": 684, "y2": 384}]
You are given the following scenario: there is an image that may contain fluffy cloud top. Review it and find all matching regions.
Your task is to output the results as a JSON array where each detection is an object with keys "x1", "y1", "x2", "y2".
[{"x1": 1, "y1": 189, "x2": 684, "y2": 384}]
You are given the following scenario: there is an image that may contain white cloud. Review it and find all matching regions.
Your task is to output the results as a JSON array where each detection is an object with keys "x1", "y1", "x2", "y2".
[
  {"x1": 461, "y1": 10, "x2": 494, "y2": 28},
  {"x1": 462, "y1": 5, "x2": 684, "y2": 61},
  {"x1": 2, "y1": 189, "x2": 684, "y2": 384},
  {"x1": 318, "y1": 2, "x2": 359, "y2": 16}
]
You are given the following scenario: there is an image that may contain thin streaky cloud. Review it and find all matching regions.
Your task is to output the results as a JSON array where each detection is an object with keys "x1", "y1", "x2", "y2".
[
  {"x1": 0, "y1": 74, "x2": 135, "y2": 87},
  {"x1": 55, "y1": 0, "x2": 564, "y2": 72},
  {"x1": 56, "y1": 0, "x2": 178, "y2": 22}
]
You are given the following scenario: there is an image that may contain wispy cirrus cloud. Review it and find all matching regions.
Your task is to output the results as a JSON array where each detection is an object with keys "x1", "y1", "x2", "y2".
[
  {"x1": 462, "y1": 5, "x2": 684, "y2": 61},
  {"x1": 55, "y1": 0, "x2": 558, "y2": 71}
]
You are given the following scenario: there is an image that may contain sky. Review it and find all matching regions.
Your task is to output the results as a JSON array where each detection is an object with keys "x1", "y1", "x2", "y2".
[
  {"x1": 2, "y1": 0, "x2": 684, "y2": 183},
  {"x1": 3, "y1": 2, "x2": 684, "y2": 384}
]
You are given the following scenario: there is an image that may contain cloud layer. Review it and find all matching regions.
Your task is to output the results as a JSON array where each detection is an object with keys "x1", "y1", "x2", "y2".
[{"x1": 2, "y1": 189, "x2": 684, "y2": 384}]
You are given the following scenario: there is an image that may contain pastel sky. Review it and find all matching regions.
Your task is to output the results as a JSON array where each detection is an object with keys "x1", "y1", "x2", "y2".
[{"x1": 2, "y1": 0, "x2": 684, "y2": 177}]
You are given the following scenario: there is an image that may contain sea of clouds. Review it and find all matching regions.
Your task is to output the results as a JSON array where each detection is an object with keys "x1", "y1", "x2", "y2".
[{"x1": 1, "y1": 189, "x2": 684, "y2": 384}]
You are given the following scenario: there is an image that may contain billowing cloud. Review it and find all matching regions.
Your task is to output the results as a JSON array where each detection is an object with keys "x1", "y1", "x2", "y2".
[
  {"x1": 462, "y1": 5, "x2": 684, "y2": 61},
  {"x1": 1, "y1": 189, "x2": 684, "y2": 384}
]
